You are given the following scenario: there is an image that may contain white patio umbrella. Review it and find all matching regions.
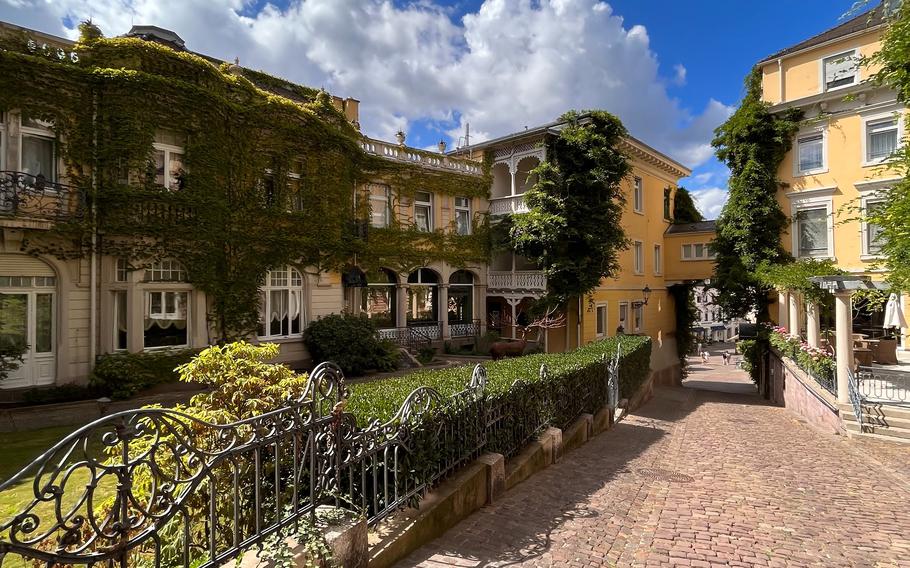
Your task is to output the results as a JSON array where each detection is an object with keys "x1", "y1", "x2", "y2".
[{"x1": 883, "y1": 293, "x2": 907, "y2": 331}]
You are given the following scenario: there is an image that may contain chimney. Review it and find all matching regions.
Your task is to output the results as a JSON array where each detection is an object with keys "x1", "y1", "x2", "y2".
[{"x1": 343, "y1": 98, "x2": 360, "y2": 129}]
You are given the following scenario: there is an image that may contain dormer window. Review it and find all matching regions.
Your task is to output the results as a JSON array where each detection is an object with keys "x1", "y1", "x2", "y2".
[{"x1": 823, "y1": 50, "x2": 858, "y2": 91}]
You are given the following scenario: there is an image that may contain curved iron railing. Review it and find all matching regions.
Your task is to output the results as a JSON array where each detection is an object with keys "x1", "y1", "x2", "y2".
[
  {"x1": 0, "y1": 171, "x2": 85, "y2": 222},
  {"x1": 846, "y1": 367, "x2": 865, "y2": 433},
  {"x1": 0, "y1": 346, "x2": 622, "y2": 568},
  {"x1": 857, "y1": 366, "x2": 910, "y2": 404}
]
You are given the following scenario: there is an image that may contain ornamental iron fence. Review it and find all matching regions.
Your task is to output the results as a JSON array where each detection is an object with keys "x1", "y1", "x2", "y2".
[
  {"x1": 857, "y1": 366, "x2": 910, "y2": 404},
  {"x1": 0, "y1": 346, "x2": 622, "y2": 568},
  {"x1": 0, "y1": 171, "x2": 85, "y2": 222},
  {"x1": 846, "y1": 368, "x2": 865, "y2": 432}
]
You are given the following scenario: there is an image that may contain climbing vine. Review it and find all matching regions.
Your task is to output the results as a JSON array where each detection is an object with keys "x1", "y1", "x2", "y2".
[
  {"x1": 710, "y1": 68, "x2": 803, "y2": 320},
  {"x1": 0, "y1": 22, "x2": 489, "y2": 340},
  {"x1": 668, "y1": 283, "x2": 698, "y2": 379},
  {"x1": 506, "y1": 110, "x2": 630, "y2": 306},
  {"x1": 753, "y1": 258, "x2": 845, "y2": 305}
]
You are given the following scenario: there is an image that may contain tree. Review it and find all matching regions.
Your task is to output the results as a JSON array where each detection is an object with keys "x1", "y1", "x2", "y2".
[
  {"x1": 864, "y1": 2, "x2": 910, "y2": 293},
  {"x1": 710, "y1": 70, "x2": 802, "y2": 319},
  {"x1": 507, "y1": 110, "x2": 631, "y2": 306},
  {"x1": 672, "y1": 187, "x2": 704, "y2": 223}
]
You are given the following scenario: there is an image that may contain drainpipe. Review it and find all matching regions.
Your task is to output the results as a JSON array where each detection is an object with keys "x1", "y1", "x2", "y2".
[
  {"x1": 777, "y1": 58, "x2": 785, "y2": 103},
  {"x1": 89, "y1": 91, "x2": 98, "y2": 366},
  {"x1": 577, "y1": 296, "x2": 582, "y2": 348}
]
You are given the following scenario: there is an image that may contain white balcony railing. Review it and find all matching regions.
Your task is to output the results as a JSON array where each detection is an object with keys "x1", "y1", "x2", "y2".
[
  {"x1": 488, "y1": 194, "x2": 529, "y2": 216},
  {"x1": 360, "y1": 137, "x2": 482, "y2": 175},
  {"x1": 487, "y1": 270, "x2": 547, "y2": 292}
]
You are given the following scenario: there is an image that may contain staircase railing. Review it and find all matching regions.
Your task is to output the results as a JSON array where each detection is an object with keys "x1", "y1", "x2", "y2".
[
  {"x1": 846, "y1": 367, "x2": 865, "y2": 433},
  {"x1": 856, "y1": 366, "x2": 910, "y2": 404}
]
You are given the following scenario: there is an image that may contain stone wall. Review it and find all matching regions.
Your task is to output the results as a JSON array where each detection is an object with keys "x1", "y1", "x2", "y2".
[{"x1": 769, "y1": 352, "x2": 844, "y2": 435}]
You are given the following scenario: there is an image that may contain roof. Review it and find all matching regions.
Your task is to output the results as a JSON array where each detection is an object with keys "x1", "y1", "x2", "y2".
[
  {"x1": 125, "y1": 25, "x2": 186, "y2": 50},
  {"x1": 665, "y1": 220, "x2": 716, "y2": 235},
  {"x1": 758, "y1": 4, "x2": 887, "y2": 64},
  {"x1": 456, "y1": 113, "x2": 692, "y2": 178}
]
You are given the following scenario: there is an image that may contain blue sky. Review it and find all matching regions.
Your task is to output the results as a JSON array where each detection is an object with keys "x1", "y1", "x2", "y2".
[{"x1": 0, "y1": 0, "x2": 870, "y2": 217}]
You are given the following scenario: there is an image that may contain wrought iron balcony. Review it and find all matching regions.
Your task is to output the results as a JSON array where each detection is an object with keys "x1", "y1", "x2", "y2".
[
  {"x1": 487, "y1": 270, "x2": 547, "y2": 293},
  {"x1": 0, "y1": 171, "x2": 85, "y2": 223},
  {"x1": 489, "y1": 194, "x2": 529, "y2": 216}
]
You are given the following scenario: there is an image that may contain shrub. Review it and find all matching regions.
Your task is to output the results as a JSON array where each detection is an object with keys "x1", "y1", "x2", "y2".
[
  {"x1": 736, "y1": 339, "x2": 763, "y2": 384},
  {"x1": 417, "y1": 345, "x2": 436, "y2": 365},
  {"x1": 302, "y1": 314, "x2": 399, "y2": 376},
  {"x1": 21, "y1": 383, "x2": 107, "y2": 405},
  {"x1": 90, "y1": 348, "x2": 199, "y2": 399}
]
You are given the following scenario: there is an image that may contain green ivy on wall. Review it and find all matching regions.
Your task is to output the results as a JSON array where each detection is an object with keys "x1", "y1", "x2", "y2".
[{"x1": 0, "y1": 22, "x2": 490, "y2": 340}]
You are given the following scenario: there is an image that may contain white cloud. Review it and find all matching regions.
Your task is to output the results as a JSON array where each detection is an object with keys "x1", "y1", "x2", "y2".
[
  {"x1": 0, "y1": 0, "x2": 731, "y2": 167},
  {"x1": 690, "y1": 187, "x2": 728, "y2": 220},
  {"x1": 672, "y1": 63, "x2": 686, "y2": 86}
]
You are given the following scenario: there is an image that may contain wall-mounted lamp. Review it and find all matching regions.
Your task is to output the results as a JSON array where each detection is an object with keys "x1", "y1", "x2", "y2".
[{"x1": 634, "y1": 285, "x2": 652, "y2": 307}]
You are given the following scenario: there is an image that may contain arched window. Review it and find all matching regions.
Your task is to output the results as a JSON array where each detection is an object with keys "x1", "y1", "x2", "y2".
[
  {"x1": 407, "y1": 268, "x2": 439, "y2": 324},
  {"x1": 362, "y1": 268, "x2": 397, "y2": 329},
  {"x1": 259, "y1": 266, "x2": 306, "y2": 339},
  {"x1": 447, "y1": 270, "x2": 474, "y2": 325}
]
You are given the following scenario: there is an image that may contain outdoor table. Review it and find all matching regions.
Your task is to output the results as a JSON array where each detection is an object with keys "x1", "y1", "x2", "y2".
[{"x1": 854, "y1": 347, "x2": 874, "y2": 367}]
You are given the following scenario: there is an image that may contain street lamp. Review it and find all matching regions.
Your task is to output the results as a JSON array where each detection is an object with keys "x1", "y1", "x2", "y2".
[{"x1": 641, "y1": 285, "x2": 652, "y2": 306}]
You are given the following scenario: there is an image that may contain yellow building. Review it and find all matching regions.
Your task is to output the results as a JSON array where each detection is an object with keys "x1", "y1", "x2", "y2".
[
  {"x1": 466, "y1": 117, "x2": 696, "y2": 383},
  {"x1": 758, "y1": 6, "x2": 908, "y2": 346}
]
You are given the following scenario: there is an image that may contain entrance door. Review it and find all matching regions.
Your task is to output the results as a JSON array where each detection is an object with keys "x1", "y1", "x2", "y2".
[{"x1": 0, "y1": 279, "x2": 56, "y2": 389}]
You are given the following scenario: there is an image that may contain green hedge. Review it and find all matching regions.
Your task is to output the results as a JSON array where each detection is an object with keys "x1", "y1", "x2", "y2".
[
  {"x1": 302, "y1": 313, "x2": 399, "y2": 376},
  {"x1": 348, "y1": 335, "x2": 652, "y2": 425},
  {"x1": 90, "y1": 348, "x2": 199, "y2": 399}
]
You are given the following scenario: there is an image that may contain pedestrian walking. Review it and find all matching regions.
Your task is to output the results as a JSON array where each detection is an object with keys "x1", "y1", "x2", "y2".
[
  {"x1": 722, "y1": 350, "x2": 730, "y2": 366},
  {"x1": 701, "y1": 351, "x2": 709, "y2": 364}
]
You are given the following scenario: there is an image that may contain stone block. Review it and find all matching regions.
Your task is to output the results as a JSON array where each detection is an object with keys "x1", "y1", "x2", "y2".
[
  {"x1": 561, "y1": 414, "x2": 593, "y2": 454},
  {"x1": 593, "y1": 405, "x2": 612, "y2": 434},
  {"x1": 476, "y1": 452, "x2": 505, "y2": 503}
]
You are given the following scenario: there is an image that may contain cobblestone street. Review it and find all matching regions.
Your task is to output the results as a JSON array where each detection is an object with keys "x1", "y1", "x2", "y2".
[{"x1": 398, "y1": 358, "x2": 910, "y2": 567}]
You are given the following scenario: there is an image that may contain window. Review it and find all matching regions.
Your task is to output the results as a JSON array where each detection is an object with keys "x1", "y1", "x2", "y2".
[
  {"x1": 21, "y1": 134, "x2": 55, "y2": 181},
  {"x1": 653, "y1": 244, "x2": 662, "y2": 275},
  {"x1": 362, "y1": 269, "x2": 397, "y2": 328},
  {"x1": 618, "y1": 301, "x2": 629, "y2": 333},
  {"x1": 633, "y1": 241, "x2": 644, "y2": 274},
  {"x1": 145, "y1": 259, "x2": 187, "y2": 282},
  {"x1": 454, "y1": 196, "x2": 471, "y2": 235},
  {"x1": 448, "y1": 270, "x2": 474, "y2": 326},
  {"x1": 407, "y1": 268, "x2": 439, "y2": 323},
  {"x1": 596, "y1": 305, "x2": 607, "y2": 337},
  {"x1": 797, "y1": 133, "x2": 824, "y2": 174},
  {"x1": 681, "y1": 243, "x2": 716, "y2": 261},
  {"x1": 866, "y1": 117, "x2": 899, "y2": 164},
  {"x1": 632, "y1": 303, "x2": 643, "y2": 332},
  {"x1": 152, "y1": 144, "x2": 185, "y2": 191},
  {"x1": 823, "y1": 50, "x2": 857, "y2": 91},
  {"x1": 115, "y1": 258, "x2": 129, "y2": 283},
  {"x1": 259, "y1": 266, "x2": 305, "y2": 339},
  {"x1": 113, "y1": 290, "x2": 128, "y2": 350},
  {"x1": 663, "y1": 188, "x2": 671, "y2": 220},
  {"x1": 796, "y1": 207, "x2": 829, "y2": 258},
  {"x1": 369, "y1": 184, "x2": 391, "y2": 228},
  {"x1": 864, "y1": 200, "x2": 885, "y2": 256},
  {"x1": 414, "y1": 191, "x2": 433, "y2": 232},
  {"x1": 144, "y1": 291, "x2": 188, "y2": 348},
  {"x1": 633, "y1": 177, "x2": 643, "y2": 213}
]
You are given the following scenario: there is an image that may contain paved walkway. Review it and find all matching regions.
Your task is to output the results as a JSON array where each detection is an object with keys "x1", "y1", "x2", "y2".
[{"x1": 397, "y1": 360, "x2": 910, "y2": 567}]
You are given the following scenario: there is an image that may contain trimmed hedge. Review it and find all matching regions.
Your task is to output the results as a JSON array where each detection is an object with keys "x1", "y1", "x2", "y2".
[
  {"x1": 302, "y1": 313, "x2": 399, "y2": 376},
  {"x1": 90, "y1": 348, "x2": 199, "y2": 399},
  {"x1": 347, "y1": 335, "x2": 652, "y2": 424}
]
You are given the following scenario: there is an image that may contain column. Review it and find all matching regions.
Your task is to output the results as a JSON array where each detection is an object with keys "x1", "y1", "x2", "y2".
[
  {"x1": 834, "y1": 291, "x2": 853, "y2": 405},
  {"x1": 476, "y1": 283, "x2": 488, "y2": 336},
  {"x1": 439, "y1": 283, "x2": 450, "y2": 340},
  {"x1": 778, "y1": 290, "x2": 789, "y2": 331},
  {"x1": 806, "y1": 301, "x2": 821, "y2": 348},
  {"x1": 788, "y1": 291, "x2": 800, "y2": 338},
  {"x1": 509, "y1": 162, "x2": 517, "y2": 197},
  {"x1": 396, "y1": 283, "x2": 408, "y2": 329}
]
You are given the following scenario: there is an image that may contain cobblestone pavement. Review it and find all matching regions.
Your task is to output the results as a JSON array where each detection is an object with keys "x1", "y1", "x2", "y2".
[{"x1": 397, "y1": 362, "x2": 910, "y2": 568}]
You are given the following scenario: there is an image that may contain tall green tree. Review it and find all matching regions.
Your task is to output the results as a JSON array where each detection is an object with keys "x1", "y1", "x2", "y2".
[
  {"x1": 710, "y1": 70, "x2": 802, "y2": 319},
  {"x1": 865, "y1": 2, "x2": 910, "y2": 292},
  {"x1": 672, "y1": 187, "x2": 704, "y2": 223},
  {"x1": 508, "y1": 110, "x2": 631, "y2": 305}
]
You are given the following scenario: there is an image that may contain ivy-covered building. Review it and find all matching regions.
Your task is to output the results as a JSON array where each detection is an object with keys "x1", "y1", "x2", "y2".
[{"x1": 0, "y1": 22, "x2": 489, "y2": 393}]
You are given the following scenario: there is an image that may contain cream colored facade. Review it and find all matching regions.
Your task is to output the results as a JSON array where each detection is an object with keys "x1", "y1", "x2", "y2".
[{"x1": 759, "y1": 12, "x2": 909, "y2": 344}]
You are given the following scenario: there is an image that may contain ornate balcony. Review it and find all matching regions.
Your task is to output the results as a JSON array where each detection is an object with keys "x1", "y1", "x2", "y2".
[
  {"x1": 488, "y1": 194, "x2": 529, "y2": 216},
  {"x1": 360, "y1": 137, "x2": 482, "y2": 175},
  {"x1": 0, "y1": 171, "x2": 85, "y2": 225},
  {"x1": 487, "y1": 270, "x2": 547, "y2": 293}
]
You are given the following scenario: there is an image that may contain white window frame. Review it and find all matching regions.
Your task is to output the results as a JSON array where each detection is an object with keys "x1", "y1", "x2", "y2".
[
  {"x1": 789, "y1": 189, "x2": 835, "y2": 260},
  {"x1": 633, "y1": 240, "x2": 644, "y2": 275},
  {"x1": 112, "y1": 290, "x2": 128, "y2": 352},
  {"x1": 145, "y1": 258, "x2": 187, "y2": 282},
  {"x1": 414, "y1": 191, "x2": 433, "y2": 232},
  {"x1": 794, "y1": 127, "x2": 827, "y2": 177},
  {"x1": 632, "y1": 302, "x2": 643, "y2": 333},
  {"x1": 19, "y1": 118, "x2": 57, "y2": 182},
  {"x1": 820, "y1": 49, "x2": 859, "y2": 93},
  {"x1": 368, "y1": 184, "x2": 391, "y2": 228},
  {"x1": 258, "y1": 266, "x2": 307, "y2": 340},
  {"x1": 633, "y1": 177, "x2": 644, "y2": 214},
  {"x1": 144, "y1": 290, "x2": 189, "y2": 349},
  {"x1": 653, "y1": 244, "x2": 662, "y2": 275},
  {"x1": 860, "y1": 192, "x2": 887, "y2": 260},
  {"x1": 861, "y1": 109, "x2": 904, "y2": 167},
  {"x1": 454, "y1": 196, "x2": 471, "y2": 235},
  {"x1": 152, "y1": 142, "x2": 185, "y2": 191},
  {"x1": 618, "y1": 301, "x2": 629, "y2": 332},
  {"x1": 595, "y1": 303, "x2": 608, "y2": 337},
  {"x1": 680, "y1": 243, "x2": 716, "y2": 261}
]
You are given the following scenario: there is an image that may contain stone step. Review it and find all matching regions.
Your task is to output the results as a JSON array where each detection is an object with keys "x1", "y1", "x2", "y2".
[
  {"x1": 844, "y1": 427, "x2": 910, "y2": 445},
  {"x1": 842, "y1": 412, "x2": 910, "y2": 430},
  {"x1": 839, "y1": 403, "x2": 910, "y2": 422},
  {"x1": 844, "y1": 420, "x2": 910, "y2": 441}
]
